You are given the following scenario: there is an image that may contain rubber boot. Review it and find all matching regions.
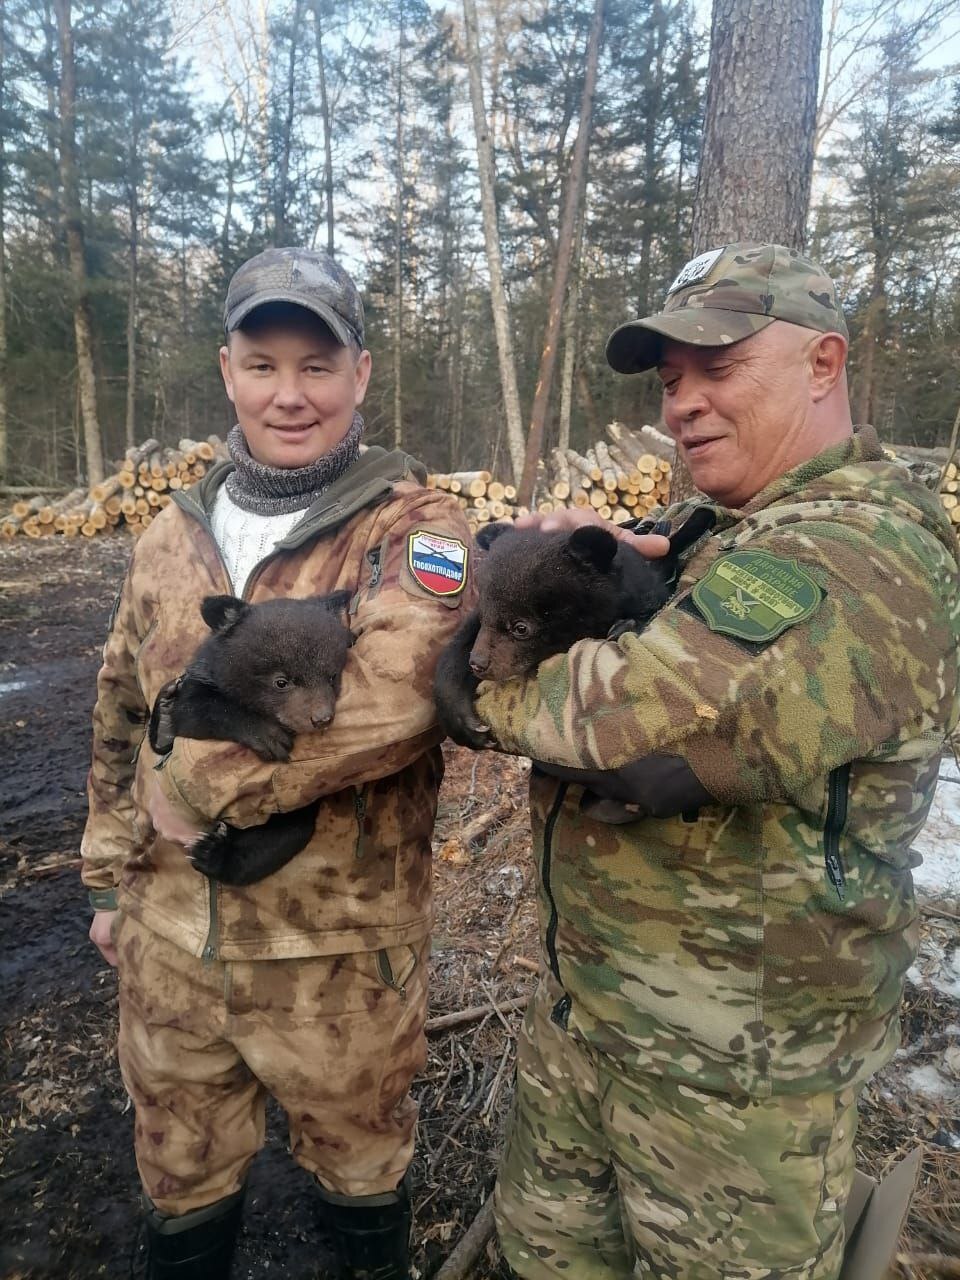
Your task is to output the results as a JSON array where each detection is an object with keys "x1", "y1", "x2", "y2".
[
  {"x1": 143, "y1": 1188, "x2": 244, "y2": 1279},
  {"x1": 316, "y1": 1177, "x2": 412, "y2": 1280}
]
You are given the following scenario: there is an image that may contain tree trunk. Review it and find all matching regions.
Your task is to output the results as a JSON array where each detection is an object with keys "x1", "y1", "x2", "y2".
[
  {"x1": 125, "y1": 205, "x2": 137, "y2": 449},
  {"x1": 462, "y1": 0, "x2": 525, "y2": 484},
  {"x1": 53, "y1": 0, "x2": 104, "y2": 485},
  {"x1": 853, "y1": 279, "x2": 884, "y2": 426},
  {"x1": 255, "y1": 0, "x2": 271, "y2": 238},
  {"x1": 518, "y1": 0, "x2": 604, "y2": 507},
  {"x1": 558, "y1": 203, "x2": 586, "y2": 453},
  {"x1": 671, "y1": 0, "x2": 823, "y2": 505},
  {"x1": 392, "y1": 0, "x2": 404, "y2": 448},
  {"x1": 691, "y1": 0, "x2": 822, "y2": 251},
  {"x1": 276, "y1": 0, "x2": 303, "y2": 244},
  {"x1": 310, "y1": 0, "x2": 336, "y2": 257},
  {"x1": 0, "y1": 0, "x2": 8, "y2": 483}
]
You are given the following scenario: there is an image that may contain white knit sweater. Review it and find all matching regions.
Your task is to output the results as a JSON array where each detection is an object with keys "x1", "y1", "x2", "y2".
[{"x1": 209, "y1": 484, "x2": 305, "y2": 595}]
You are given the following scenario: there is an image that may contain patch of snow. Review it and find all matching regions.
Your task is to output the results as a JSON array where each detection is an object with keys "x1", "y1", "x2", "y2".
[
  {"x1": 904, "y1": 1063, "x2": 959, "y2": 1101},
  {"x1": 910, "y1": 759, "x2": 960, "y2": 898}
]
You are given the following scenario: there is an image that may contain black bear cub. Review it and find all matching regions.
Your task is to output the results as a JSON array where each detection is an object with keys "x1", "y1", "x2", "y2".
[
  {"x1": 434, "y1": 510, "x2": 714, "y2": 749},
  {"x1": 149, "y1": 590, "x2": 353, "y2": 886}
]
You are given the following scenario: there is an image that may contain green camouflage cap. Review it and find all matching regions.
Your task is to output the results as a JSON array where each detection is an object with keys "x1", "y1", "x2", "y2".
[
  {"x1": 224, "y1": 247, "x2": 365, "y2": 348},
  {"x1": 605, "y1": 242, "x2": 848, "y2": 374}
]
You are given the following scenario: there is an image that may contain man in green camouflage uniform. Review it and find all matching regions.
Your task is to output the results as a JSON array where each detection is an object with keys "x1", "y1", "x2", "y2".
[{"x1": 471, "y1": 244, "x2": 960, "y2": 1278}]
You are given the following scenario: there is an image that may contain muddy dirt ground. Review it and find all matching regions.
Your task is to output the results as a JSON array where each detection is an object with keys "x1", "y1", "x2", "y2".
[{"x1": 0, "y1": 537, "x2": 957, "y2": 1279}]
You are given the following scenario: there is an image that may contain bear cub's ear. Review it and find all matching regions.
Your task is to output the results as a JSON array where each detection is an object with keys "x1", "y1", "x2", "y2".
[
  {"x1": 565, "y1": 525, "x2": 618, "y2": 572},
  {"x1": 476, "y1": 521, "x2": 515, "y2": 552},
  {"x1": 201, "y1": 595, "x2": 249, "y2": 633}
]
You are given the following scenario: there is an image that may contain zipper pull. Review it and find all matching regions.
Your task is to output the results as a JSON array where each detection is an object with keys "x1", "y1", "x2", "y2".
[
  {"x1": 825, "y1": 851, "x2": 846, "y2": 901},
  {"x1": 367, "y1": 546, "x2": 383, "y2": 589}
]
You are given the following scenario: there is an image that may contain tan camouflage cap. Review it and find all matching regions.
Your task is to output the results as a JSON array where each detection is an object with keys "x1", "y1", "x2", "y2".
[
  {"x1": 605, "y1": 242, "x2": 848, "y2": 374},
  {"x1": 224, "y1": 247, "x2": 365, "y2": 348}
]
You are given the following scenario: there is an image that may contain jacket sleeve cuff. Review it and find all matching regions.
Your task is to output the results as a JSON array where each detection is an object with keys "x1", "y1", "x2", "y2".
[{"x1": 89, "y1": 888, "x2": 119, "y2": 911}]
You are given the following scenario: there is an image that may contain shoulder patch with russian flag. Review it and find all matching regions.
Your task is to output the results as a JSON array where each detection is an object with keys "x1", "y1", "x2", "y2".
[{"x1": 407, "y1": 529, "x2": 468, "y2": 597}]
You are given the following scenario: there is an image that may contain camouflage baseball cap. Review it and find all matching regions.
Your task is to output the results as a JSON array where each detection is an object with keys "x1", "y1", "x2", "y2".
[
  {"x1": 224, "y1": 247, "x2": 365, "y2": 348},
  {"x1": 605, "y1": 242, "x2": 848, "y2": 374}
]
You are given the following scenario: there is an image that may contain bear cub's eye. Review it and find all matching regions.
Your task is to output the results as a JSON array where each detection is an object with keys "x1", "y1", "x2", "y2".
[
  {"x1": 274, "y1": 676, "x2": 290, "y2": 690},
  {"x1": 510, "y1": 621, "x2": 532, "y2": 639}
]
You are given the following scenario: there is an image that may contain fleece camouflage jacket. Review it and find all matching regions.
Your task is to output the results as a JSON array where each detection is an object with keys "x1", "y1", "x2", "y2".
[
  {"x1": 476, "y1": 427, "x2": 960, "y2": 1098},
  {"x1": 82, "y1": 447, "x2": 474, "y2": 961}
]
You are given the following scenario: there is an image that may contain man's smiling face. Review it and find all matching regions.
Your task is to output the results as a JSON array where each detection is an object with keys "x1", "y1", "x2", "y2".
[
  {"x1": 657, "y1": 321, "x2": 828, "y2": 509},
  {"x1": 220, "y1": 303, "x2": 371, "y2": 469}
]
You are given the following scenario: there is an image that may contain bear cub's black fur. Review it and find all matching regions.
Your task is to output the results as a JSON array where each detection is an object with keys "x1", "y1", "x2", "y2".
[
  {"x1": 149, "y1": 590, "x2": 353, "y2": 886},
  {"x1": 434, "y1": 510, "x2": 714, "y2": 750}
]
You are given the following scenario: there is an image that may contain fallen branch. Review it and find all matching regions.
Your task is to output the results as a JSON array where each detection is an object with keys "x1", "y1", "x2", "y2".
[
  {"x1": 425, "y1": 995, "x2": 529, "y2": 1034},
  {"x1": 460, "y1": 800, "x2": 515, "y2": 849},
  {"x1": 432, "y1": 1193, "x2": 497, "y2": 1280}
]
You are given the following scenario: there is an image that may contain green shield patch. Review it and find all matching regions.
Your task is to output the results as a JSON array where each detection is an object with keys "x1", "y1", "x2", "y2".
[{"x1": 690, "y1": 551, "x2": 823, "y2": 643}]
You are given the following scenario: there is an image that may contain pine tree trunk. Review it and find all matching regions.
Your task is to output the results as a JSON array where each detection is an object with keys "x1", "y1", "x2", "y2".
[
  {"x1": 0, "y1": 0, "x2": 7, "y2": 484},
  {"x1": 518, "y1": 0, "x2": 604, "y2": 507},
  {"x1": 393, "y1": 0, "x2": 404, "y2": 449},
  {"x1": 558, "y1": 204, "x2": 586, "y2": 454},
  {"x1": 691, "y1": 0, "x2": 822, "y2": 252},
  {"x1": 54, "y1": 0, "x2": 104, "y2": 486},
  {"x1": 125, "y1": 210, "x2": 137, "y2": 449},
  {"x1": 670, "y1": 0, "x2": 823, "y2": 505},
  {"x1": 276, "y1": 0, "x2": 303, "y2": 245},
  {"x1": 462, "y1": 0, "x2": 525, "y2": 484},
  {"x1": 310, "y1": 0, "x2": 336, "y2": 257},
  {"x1": 255, "y1": 0, "x2": 271, "y2": 238}
]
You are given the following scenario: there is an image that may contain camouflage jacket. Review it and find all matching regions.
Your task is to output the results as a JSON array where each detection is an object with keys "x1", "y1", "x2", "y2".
[
  {"x1": 82, "y1": 448, "x2": 474, "y2": 961},
  {"x1": 476, "y1": 428, "x2": 960, "y2": 1098}
]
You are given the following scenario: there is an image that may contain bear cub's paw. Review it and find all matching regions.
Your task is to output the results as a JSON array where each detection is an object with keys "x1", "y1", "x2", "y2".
[{"x1": 189, "y1": 822, "x2": 233, "y2": 881}]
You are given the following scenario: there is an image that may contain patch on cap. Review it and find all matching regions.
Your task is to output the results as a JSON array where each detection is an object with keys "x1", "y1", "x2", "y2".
[
  {"x1": 667, "y1": 247, "x2": 724, "y2": 295},
  {"x1": 407, "y1": 530, "x2": 468, "y2": 597}
]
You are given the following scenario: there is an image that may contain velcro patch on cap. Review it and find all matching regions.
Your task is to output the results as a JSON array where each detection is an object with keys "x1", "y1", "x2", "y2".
[
  {"x1": 689, "y1": 550, "x2": 823, "y2": 645},
  {"x1": 406, "y1": 530, "x2": 468, "y2": 597},
  {"x1": 667, "y1": 247, "x2": 724, "y2": 294}
]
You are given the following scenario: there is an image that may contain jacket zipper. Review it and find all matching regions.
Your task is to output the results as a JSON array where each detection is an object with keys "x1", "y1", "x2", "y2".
[
  {"x1": 377, "y1": 948, "x2": 408, "y2": 1000},
  {"x1": 202, "y1": 881, "x2": 219, "y2": 964},
  {"x1": 824, "y1": 763, "x2": 851, "y2": 901},
  {"x1": 354, "y1": 785, "x2": 369, "y2": 858},
  {"x1": 541, "y1": 782, "x2": 571, "y2": 1027}
]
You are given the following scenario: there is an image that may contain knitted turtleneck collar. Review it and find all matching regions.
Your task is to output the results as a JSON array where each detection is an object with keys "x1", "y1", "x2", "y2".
[{"x1": 223, "y1": 413, "x2": 364, "y2": 515}]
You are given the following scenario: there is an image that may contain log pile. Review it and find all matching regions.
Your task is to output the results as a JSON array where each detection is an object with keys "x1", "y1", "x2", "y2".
[
  {"x1": 1, "y1": 437, "x2": 227, "y2": 539},
  {"x1": 429, "y1": 423, "x2": 673, "y2": 534},
  {"x1": 940, "y1": 461, "x2": 960, "y2": 527}
]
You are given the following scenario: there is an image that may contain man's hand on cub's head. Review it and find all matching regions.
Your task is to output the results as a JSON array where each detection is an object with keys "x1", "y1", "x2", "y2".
[{"x1": 513, "y1": 507, "x2": 671, "y2": 560}]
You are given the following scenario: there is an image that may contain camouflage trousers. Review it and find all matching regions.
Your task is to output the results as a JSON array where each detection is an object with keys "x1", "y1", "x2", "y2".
[
  {"x1": 113, "y1": 910, "x2": 428, "y2": 1215},
  {"x1": 495, "y1": 975, "x2": 857, "y2": 1280}
]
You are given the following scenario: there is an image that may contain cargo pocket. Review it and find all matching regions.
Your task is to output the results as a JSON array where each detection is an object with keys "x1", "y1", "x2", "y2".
[{"x1": 372, "y1": 942, "x2": 428, "y2": 1124}]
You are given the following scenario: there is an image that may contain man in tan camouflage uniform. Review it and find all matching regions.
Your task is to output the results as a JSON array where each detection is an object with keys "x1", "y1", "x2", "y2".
[
  {"x1": 82, "y1": 248, "x2": 473, "y2": 1278},
  {"x1": 469, "y1": 243, "x2": 960, "y2": 1278}
]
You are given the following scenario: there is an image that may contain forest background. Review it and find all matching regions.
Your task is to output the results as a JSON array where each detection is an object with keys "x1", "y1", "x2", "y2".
[{"x1": 1, "y1": 0, "x2": 958, "y2": 488}]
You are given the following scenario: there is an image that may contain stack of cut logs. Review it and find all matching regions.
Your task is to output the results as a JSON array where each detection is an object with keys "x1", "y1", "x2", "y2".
[
  {"x1": 429, "y1": 422, "x2": 674, "y2": 534},
  {"x1": 1, "y1": 437, "x2": 227, "y2": 539},
  {"x1": 940, "y1": 460, "x2": 960, "y2": 527}
]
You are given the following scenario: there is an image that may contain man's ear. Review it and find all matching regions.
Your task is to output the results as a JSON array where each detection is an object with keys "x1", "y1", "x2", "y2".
[
  {"x1": 219, "y1": 344, "x2": 235, "y2": 403},
  {"x1": 201, "y1": 595, "x2": 248, "y2": 633},
  {"x1": 808, "y1": 333, "x2": 847, "y2": 402},
  {"x1": 476, "y1": 522, "x2": 516, "y2": 552},
  {"x1": 565, "y1": 525, "x2": 618, "y2": 572},
  {"x1": 353, "y1": 348, "x2": 372, "y2": 407}
]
